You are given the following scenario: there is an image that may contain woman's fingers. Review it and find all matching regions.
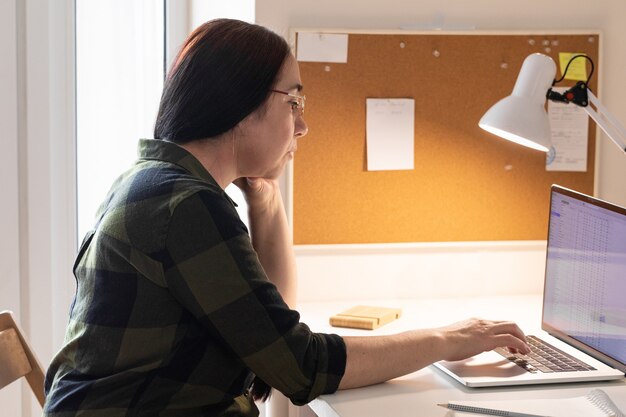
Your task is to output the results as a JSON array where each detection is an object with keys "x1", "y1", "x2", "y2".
[
  {"x1": 440, "y1": 318, "x2": 531, "y2": 361},
  {"x1": 490, "y1": 321, "x2": 528, "y2": 341},
  {"x1": 481, "y1": 320, "x2": 530, "y2": 354},
  {"x1": 491, "y1": 334, "x2": 531, "y2": 354}
]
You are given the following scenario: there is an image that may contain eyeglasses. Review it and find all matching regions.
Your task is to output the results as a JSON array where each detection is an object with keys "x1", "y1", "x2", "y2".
[{"x1": 271, "y1": 89, "x2": 306, "y2": 116}]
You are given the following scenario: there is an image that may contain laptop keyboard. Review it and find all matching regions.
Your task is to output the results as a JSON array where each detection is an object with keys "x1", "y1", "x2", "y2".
[{"x1": 494, "y1": 335, "x2": 596, "y2": 373}]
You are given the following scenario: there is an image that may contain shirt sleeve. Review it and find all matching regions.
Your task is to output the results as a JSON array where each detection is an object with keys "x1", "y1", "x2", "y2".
[{"x1": 163, "y1": 190, "x2": 346, "y2": 405}]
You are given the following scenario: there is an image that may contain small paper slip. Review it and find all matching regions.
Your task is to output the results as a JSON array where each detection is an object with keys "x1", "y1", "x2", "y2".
[
  {"x1": 296, "y1": 33, "x2": 348, "y2": 63},
  {"x1": 365, "y1": 98, "x2": 415, "y2": 171},
  {"x1": 438, "y1": 389, "x2": 624, "y2": 417},
  {"x1": 329, "y1": 306, "x2": 401, "y2": 330},
  {"x1": 546, "y1": 87, "x2": 588, "y2": 172}
]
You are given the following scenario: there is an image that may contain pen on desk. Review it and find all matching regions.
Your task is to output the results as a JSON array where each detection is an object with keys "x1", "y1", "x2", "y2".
[{"x1": 437, "y1": 403, "x2": 551, "y2": 417}]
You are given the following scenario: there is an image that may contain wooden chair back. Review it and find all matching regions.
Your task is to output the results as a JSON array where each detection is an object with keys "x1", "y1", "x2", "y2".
[{"x1": 0, "y1": 310, "x2": 45, "y2": 406}]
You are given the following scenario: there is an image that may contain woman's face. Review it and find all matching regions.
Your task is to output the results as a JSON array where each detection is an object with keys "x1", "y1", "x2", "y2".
[{"x1": 235, "y1": 54, "x2": 308, "y2": 179}]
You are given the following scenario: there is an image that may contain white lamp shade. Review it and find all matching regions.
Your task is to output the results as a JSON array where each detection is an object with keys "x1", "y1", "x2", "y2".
[{"x1": 479, "y1": 53, "x2": 557, "y2": 152}]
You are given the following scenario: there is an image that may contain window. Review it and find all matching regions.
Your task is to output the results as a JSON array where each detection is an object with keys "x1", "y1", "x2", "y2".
[
  {"x1": 76, "y1": 0, "x2": 164, "y2": 239},
  {"x1": 76, "y1": 0, "x2": 256, "y2": 240}
]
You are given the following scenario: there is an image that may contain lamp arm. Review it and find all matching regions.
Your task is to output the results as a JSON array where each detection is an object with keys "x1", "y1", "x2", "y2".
[{"x1": 585, "y1": 91, "x2": 626, "y2": 153}]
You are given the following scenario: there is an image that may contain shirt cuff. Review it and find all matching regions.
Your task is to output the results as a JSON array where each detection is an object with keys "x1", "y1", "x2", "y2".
[{"x1": 291, "y1": 332, "x2": 347, "y2": 406}]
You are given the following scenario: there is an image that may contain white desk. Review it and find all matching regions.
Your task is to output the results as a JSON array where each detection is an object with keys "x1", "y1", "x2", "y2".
[{"x1": 297, "y1": 295, "x2": 626, "y2": 417}]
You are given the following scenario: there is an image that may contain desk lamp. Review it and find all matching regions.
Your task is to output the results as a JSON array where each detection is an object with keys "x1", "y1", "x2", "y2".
[{"x1": 479, "y1": 53, "x2": 626, "y2": 155}]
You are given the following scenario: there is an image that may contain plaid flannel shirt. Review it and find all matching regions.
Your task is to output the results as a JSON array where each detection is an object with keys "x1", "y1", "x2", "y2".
[{"x1": 44, "y1": 139, "x2": 346, "y2": 417}]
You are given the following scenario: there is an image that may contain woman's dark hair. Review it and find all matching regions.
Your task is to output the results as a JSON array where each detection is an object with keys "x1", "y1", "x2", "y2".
[
  {"x1": 153, "y1": 19, "x2": 291, "y2": 143},
  {"x1": 156, "y1": 19, "x2": 284, "y2": 401}
]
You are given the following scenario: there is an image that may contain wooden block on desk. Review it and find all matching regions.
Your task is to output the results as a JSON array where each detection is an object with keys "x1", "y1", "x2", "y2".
[{"x1": 329, "y1": 306, "x2": 402, "y2": 330}]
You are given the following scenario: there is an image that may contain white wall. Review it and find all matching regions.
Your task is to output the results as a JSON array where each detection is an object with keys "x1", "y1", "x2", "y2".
[
  {"x1": 0, "y1": 1, "x2": 25, "y2": 416},
  {"x1": 190, "y1": 0, "x2": 255, "y2": 28},
  {"x1": 0, "y1": 0, "x2": 21, "y2": 318},
  {"x1": 255, "y1": 0, "x2": 626, "y2": 302},
  {"x1": 295, "y1": 242, "x2": 547, "y2": 302}
]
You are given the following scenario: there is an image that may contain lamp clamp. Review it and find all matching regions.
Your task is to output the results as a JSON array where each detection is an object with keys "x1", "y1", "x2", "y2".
[{"x1": 547, "y1": 81, "x2": 589, "y2": 107}]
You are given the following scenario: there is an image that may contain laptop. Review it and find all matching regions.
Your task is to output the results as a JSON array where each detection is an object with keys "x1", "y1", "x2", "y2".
[{"x1": 434, "y1": 185, "x2": 626, "y2": 387}]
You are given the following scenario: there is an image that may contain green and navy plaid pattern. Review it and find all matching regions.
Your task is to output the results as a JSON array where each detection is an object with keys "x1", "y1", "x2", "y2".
[{"x1": 44, "y1": 139, "x2": 346, "y2": 417}]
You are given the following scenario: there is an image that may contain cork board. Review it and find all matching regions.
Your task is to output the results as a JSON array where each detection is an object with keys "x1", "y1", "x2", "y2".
[{"x1": 292, "y1": 31, "x2": 599, "y2": 244}]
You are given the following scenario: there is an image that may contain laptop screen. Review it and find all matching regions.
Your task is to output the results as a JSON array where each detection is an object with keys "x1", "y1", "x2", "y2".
[{"x1": 542, "y1": 186, "x2": 626, "y2": 369}]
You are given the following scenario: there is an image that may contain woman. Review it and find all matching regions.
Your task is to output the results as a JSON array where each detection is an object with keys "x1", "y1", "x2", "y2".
[{"x1": 44, "y1": 19, "x2": 529, "y2": 416}]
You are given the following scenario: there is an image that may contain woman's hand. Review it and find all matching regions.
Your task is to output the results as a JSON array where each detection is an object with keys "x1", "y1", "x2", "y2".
[
  {"x1": 436, "y1": 318, "x2": 530, "y2": 362},
  {"x1": 234, "y1": 177, "x2": 281, "y2": 212}
]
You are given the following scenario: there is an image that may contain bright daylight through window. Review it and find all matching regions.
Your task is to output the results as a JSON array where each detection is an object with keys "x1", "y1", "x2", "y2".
[{"x1": 76, "y1": 0, "x2": 255, "y2": 240}]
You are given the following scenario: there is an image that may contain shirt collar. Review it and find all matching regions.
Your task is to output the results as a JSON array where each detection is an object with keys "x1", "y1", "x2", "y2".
[{"x1": 137, "y1": 139, "x2": 238, "y2": 206}]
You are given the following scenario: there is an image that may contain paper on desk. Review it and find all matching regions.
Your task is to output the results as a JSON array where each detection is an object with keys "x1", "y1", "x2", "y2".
[
  {"x1": 366, "y1": 98, "x2": 415, "y2": 171},
  {"x1": 546, "y1": 87, "x2": 589, "y2": 172},
  {"x1": 444, "y1": 389, "x2": 624, "y2": 417},
  {"x1": 296, "y1": 33, "x2": 348, "y2": 63}
]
